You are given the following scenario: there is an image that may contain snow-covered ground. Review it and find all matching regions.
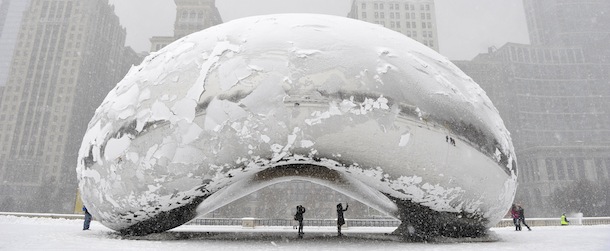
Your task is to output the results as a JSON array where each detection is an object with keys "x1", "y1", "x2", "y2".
[{"x1": 1, "y1": 216, "x2": 609, "y2": 250}]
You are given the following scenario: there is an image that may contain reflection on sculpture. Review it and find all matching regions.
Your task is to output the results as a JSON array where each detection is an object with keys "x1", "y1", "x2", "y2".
[{"x1": 76, "y1": 14, "x2": 517, "y2": 240}]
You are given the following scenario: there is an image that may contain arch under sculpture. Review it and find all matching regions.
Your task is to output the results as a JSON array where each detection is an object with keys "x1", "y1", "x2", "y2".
[{"x1": 77, "y1": 14, "x2": 517, "y2": 240}]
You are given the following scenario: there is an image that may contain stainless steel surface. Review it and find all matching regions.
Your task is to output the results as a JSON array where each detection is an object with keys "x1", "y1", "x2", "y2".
[{"x1": 77, "y1": 14, "x2": 517, "y2": 236}]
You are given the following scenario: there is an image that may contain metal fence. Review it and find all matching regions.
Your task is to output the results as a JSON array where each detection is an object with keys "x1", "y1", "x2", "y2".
[
  {"x1": 189, "y1": 217, "x2": 610, "y2": 228},
  {"x1": 2, "y1": 212, "x2": 609, "y2": 228},
  {"x1": 187, "y1": 218, "x2": 401, "y2": 227},
  {"x1": 485, "y1": 217, "x2": 610, "y2": 227}
]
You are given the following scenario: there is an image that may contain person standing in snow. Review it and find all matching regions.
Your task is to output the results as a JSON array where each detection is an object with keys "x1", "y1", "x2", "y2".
[
  {"x1": 511, "y1": 204, "x2": 521, "y2": 231},
  {"x1": 517, "y1": 205, "x2": 531, "y2": 231},
  {"x1": 83, "y1": 206, "x2": 92, "y2": 230},
  {"x1": 294, "y1": 205, "x2": 306, "y2": 237},
  {"x1": 561, "y1": 213, "x2": 570, "y2": 226},
  {"x1": 336, "y1": 203, "x2": 349, "y2": 236}
]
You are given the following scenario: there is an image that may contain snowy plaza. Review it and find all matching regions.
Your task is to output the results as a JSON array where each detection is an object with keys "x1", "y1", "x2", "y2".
[
  {"x1": 1, "y1": 215, "x2": 609, "y2": 250},
  {"x1": 1, "y1": 1, "x2": 609, "y2": 250}
]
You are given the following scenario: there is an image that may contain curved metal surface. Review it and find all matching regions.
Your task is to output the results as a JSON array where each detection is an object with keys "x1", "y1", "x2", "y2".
[{"x1": 76, "y1": 14, "x2": 517, "y2": 238}]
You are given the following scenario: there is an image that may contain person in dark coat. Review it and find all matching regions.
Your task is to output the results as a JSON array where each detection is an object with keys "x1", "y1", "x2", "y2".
[
  {"x1": 510, "y1": 204, "x2": 521, "y2": 231},
  {"x1": 517, "y1": 205, "x2": 531, "y2": 231},
  {"x1": 336, "y1": 203, "x2": 348, "y2": 236},
  {"x1": 83, "y1": 206, "x2": 92, "y2": 230},
  {"x1": 294, "y1": 205, "x2": 306, "y2": 237}
]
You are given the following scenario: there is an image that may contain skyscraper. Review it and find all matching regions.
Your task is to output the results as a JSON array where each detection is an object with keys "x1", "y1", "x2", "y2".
[
  {"x1": 454, "y1": 0, "x2": 610, "y2": 216},
  {"x1": 348, "y1": 0, "x2": 439, "y2": 51},
  {"x1": 523, "y1": 0, "x2": 610, "y2": 62},
  {"x1": 0, "y1": 0, "x2": 141, "y2": 213},
  {"x1": 150, "y1": 0, "x2": 222, "y2": 52},
  {"x1": 0, "y1": 0, "x2": 30, "y2": 88}
]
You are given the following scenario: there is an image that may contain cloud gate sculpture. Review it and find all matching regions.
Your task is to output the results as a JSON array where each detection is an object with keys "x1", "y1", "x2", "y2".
[{"x1": 77, "y1": 14, "x2": 517, "y2": 240}]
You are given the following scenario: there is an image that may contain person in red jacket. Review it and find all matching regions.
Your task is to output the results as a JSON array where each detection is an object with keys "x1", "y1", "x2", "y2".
[{"x1": 511, "y1": 204, "x2": 521, "y2": 231}]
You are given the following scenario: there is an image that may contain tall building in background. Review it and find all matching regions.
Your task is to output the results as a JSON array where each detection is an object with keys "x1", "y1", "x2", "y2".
[
  {"x1": 523, "y1": 0, "x2": 610, "y2": 62},
  {"x1": 0, "y1": 0, "x2": 141, "y2": 213},
  {"x1": 348, "y1": 0, "x2": 439, "y2": 52},
  {"x1": 150, "y1": 0, "x2": 222, "y2": 52},
  {"x1": 0, "y1": 0, "x2": 31, "y2": 88},
  {"x1": 455, "y1": 0, "x2": 610, "y2": 216}
]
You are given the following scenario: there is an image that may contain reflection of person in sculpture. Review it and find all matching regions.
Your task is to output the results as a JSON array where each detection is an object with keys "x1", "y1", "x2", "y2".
[
  {"x1": 336, "y1": 203, "x2": 349, "y2": 236},
  {"x1": 294, "y1": 205, "x2": 306, "y2": 237}
]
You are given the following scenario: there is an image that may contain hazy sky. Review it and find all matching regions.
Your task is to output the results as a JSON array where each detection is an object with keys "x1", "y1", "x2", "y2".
[{"x1": 108, "y1": 0, "x2": 529, "y2": 60}]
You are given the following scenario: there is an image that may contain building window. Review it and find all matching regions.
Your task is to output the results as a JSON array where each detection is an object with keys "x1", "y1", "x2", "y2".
[
  {"x1": 406, "y1": 22, "x2": 411, "y2": 28},
  {"x1": 546, "y1": 159, "x2": 555, "y2": 180},
  {"x1": 594, "y1": 158, "x2": 604, "y2": 179},
  {"x1": 605, "y1": 158, "x2": 610, "y2": 179},
  {"x1": 374, "y1": 3, "x2": 378, "y2": 9},
  {"x1": 390, "y1": 21, "x2": 395, "y2": 28},
  {"x1": 566, "y1": 158, "x2": 575, "y2": 180},
  {"x1": 361, "y1": 3, "x2": 366, "y2": 9},
  {"x1": 380, "y1": 3, "x2": 384, "y2": 9},
  {"x1": 421, "y1": 13, "x2": 426, "y2": 19},
  {"x1": 362, "y1": 12, "x2": 367, "y2": 18},
  {"x1": 426, "y1": 4, "x2": 430, "y2": 11},
  {"x1": 396, "y1": 12, "x2": 400, "y2": 19},
  {"x1": 405, "y1": 12, "x2": 410, "y2": 19},
  {"x1": 380, "y1": 12, "x2": 385, "y2": 18},
  {"x1": 427, "y1": 13, "x2": 431, "y2": 20},
  {"x1": 422, "y1": 22, "x2": 426, "y2": 28},
  {"x1": 412, "y1": 22, "x2": 416, "y2": 28},
  {"x1": 396, "y1": 22, "x2": 401, "y2": 28},
  {"x1": 375, "y1": 12, "x2": 379, "y2": 18},
  {"x1": 576, "y1": 158, "x2": 585, "y2": 180},
  {"x1": 556, "y1": 159, "x2": 565, "y2": 180}
]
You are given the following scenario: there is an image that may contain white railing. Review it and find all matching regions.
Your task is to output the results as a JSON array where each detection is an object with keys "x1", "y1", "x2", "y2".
[
  {"x1": 2, "y1": 212, "x2": 609, "y2": 228},
  {"x1": 0, "y1": 212, "x2": 84, "y2": 220},
  {"x1": 496, "y1": 217, "x2": 610, "y2": 227}
]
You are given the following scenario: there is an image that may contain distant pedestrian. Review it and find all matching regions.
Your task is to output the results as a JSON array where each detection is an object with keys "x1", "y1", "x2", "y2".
[
  {"x1": 511, "y1": 204, "x2": 521, "y2": 231},
  {"x1": 294, "y1": 205, "x2": 306, "y2": 237},
  {"x1": 83, "y1": 206, "x2": 92, "y2": 230},
  {"x1": 450, "y1": 137, "x2": 456, "y2": 146},
  {"x1": 517, "y1": 205, "x2": 531, "y2": 231},
  {"x1": 336, "y1": 203, "x2": 348, "y2": 236},
  {"x1": 561, "y1": 213, "x2": 570, "y2": 226},
  {"x1": 446, "y1": 136, "x2": 449, "y2": 142}
]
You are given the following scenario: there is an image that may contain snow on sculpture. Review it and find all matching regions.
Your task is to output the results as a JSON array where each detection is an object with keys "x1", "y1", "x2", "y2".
[{"x1": 76, "y1": 14, "x2": 517, "y2": 239}]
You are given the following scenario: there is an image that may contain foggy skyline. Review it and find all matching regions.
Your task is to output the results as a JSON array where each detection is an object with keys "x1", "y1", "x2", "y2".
[{"x1": 108, "y1": 0, "x2": 529, "y2": 60}]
